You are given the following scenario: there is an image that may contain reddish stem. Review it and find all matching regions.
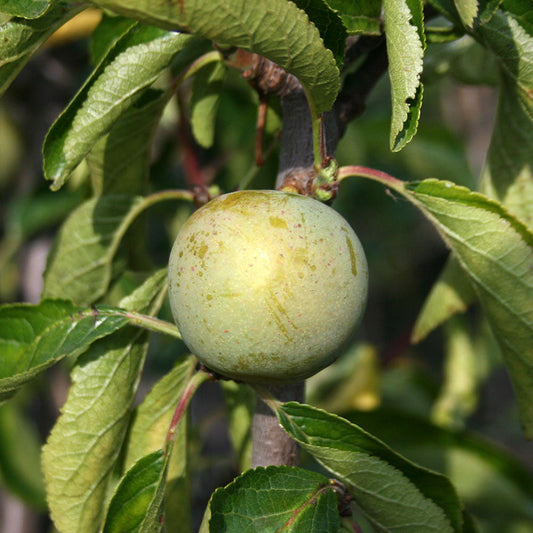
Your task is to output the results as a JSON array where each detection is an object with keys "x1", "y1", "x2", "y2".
[
  {"x1": 337, "y1": 165, "x2": 405, "y2": 191},
  {"x1": 165, "y1": 368, "x2": 209, "y2": 452}
]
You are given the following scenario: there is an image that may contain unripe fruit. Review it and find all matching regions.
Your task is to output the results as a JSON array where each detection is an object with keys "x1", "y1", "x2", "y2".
[{"x1": 168, "y1": 190, "x2": 368, "y2": 384}]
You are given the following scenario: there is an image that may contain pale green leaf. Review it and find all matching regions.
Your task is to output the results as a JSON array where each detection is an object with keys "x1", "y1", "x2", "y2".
[
  {"x1": 383, "y1": 0, "x2": 425, "y2": 151},
  {"x1": 414, "y1": 8, "x2": 533, "y2": 340},
  {"x1": 221, "y1": 380, "x2": 255, "y2": 471},
  {"x1": 454, "y1": 0, "x2": 502, "y2": 29},
  {"x1": 90, "y1": 0, "x2": 340, "y2": 113},
  {"x1": 42, "y1": 269, "x2": 168, "y2": 533},
  {"x1": 43, "y1": 25, "x2": 196, "y2": 189},
  {"x1": 431, "y1": 317, "x2": 483, "y2": 428},
  {"x1": 0, "y1": 3, "x2": 83, "y2": 96},
  {"x1": 276, "y1": 402, "x2": 463, "y2": 532},
  {"x1": 42, "y1": 195, "x2": 143, "y2": 304},
  {"x1": 404, "y1": 179, "x2": 533, "y2": 437},
  {"x1": 412, "y1": 255, "x2": 476, "y2": 343},
  {"x1": 209, "y1": 465, "x2": 340, "y2": 532},
  {"x1": 42, "y1": 192, "x2": 193, "y2": 306},
  {"x1": 191, "y1": 61, "x2": 226, "y2": 149},
  {"x1": 0, "y1": 0, "x2": 50, "y2": 18}
]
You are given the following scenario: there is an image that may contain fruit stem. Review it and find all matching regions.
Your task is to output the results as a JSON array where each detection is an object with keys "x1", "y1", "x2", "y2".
[
  {"x1": 250, "y1": 382, "x2": 305, "y2": 467},
  {"x1": 337, "y1": 165, "x2": 405, "y2": 193}
]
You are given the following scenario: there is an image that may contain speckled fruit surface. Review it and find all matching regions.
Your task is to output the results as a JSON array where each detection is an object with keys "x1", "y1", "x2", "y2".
[{"x1": 168, "y1": 190, "x2": 368, "y2": 384}]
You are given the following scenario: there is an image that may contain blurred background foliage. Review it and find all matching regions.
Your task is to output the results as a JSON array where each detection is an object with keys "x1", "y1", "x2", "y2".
[{"x1": 0, "y1": 8, "x2": 532, "y2": 533}]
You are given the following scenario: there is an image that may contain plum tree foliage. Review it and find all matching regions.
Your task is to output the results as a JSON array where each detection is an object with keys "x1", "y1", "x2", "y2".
[{"x1": 0, "y1": 1, "x2": 532, "y2": 533}]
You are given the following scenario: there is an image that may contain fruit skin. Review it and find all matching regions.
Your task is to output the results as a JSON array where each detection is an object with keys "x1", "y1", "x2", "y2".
[{"x1": 168, "y1": 190, "x2": 368, "y2": 384}]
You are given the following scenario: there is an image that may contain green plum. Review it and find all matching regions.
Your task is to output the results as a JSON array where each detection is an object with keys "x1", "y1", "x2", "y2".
[{"x1": 168, "y1": 190, "x2": 368, "y2": 384}]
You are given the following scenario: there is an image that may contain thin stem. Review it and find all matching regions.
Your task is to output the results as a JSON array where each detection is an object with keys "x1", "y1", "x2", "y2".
[
  {"x1": 338, "y1": 165, "x2": 406, "y2": 193},
  {"x1": 88, "y1": 306, "x2": 182, "y2": 339},
  {"x1": 165, "y1": 368, "x2": 210, "y2": 452},
  {"x1": 120, "y1": 310, "x2": 182, "y2": 339}
]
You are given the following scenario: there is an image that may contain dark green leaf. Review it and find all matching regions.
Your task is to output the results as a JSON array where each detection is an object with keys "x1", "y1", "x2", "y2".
[
  {"x1": 43, "y1": 25, "x2": 195, "y2": 189},
  {"x1": 0, "y1": 3, "x2": 83, "y2": 96},
  {"x1": 42, "y1": 269, "x2": 168, "y2": 533},
  {"x1": 209, "y1": 465, "x2": 340, "y2": 533},
  {"x1": 90, "y1": 0, "x2": 340, "y2": 113},
  {"x1": 191, "y1": 61, "x2": 227, "y2": 149},
  {"x1": 0, "y1": 0, "x2": 50, "y2": 18},
  {"x1": 89, "y1": 12, "x2": 137, "y2": 65},
  {"x1": 383, "y1": 0, "x2": 425, "y2": 151},
  {"x1": 405, "y1": 179, "x2": 533, "y2": 437},
  {"x1": 503, "y1": 0, "x2": 533, "y2": 35},
  {"x1": 0, "y1": 401, "x2": 46, "y2": 508},
  {"x1": 323, "y1": 0, "x2": 382, "y2": 35},
  {"x1": 276, "y1": 402, "x2": 463, "y2": 532},
  {"x1": 291, "y1": 0, "x2": 347, "y2": 69},
  {"x1": 103, "y1": 450, "x2": 168, "y2": 533},
  {"x1": 87, "y1": 88, "x2": 170, "y2": 195},
  {"x1": 0, "y1": 300, "x2": 128, "y2": 402}
]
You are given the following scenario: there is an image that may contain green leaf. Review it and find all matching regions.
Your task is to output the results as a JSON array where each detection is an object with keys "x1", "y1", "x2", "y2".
[
  {"x1": 323, "y1": 0, "x2": 382, "y2": 35},
  {"x1": 89, "y1": 13, "x2": 137, "y2": 65},
  {"x1": 383, "y1": 0, "x2": 425, "y2": 151},
  {"x1": 345, "y1": 408, "x2": 533, "y2": 531},
  {"x1": 90, "y1": 0, "x2": 340, "y2": 113},
  {"x1": 412, "y1": 255, "x2": 476, "y2": 343},
  {"x1": 0, "y1": 300, "x2": 129, "y2": 402},
  {"x1": 0, "y1": 3, "x2": 83, "y2": 97},
  {"x1": 43, "y1": 25, "x2": 196, "y2": 189},
  {"x1": 276, "y1": 402, "x2": 463, "y2": 532},
  {"x1": 0, "y1": 0, "x2": 50, "y2": 18},
  {"x1": 191, "y1": 61, "x2": 226, "y2": 149},
  {"x1": 431, "y1": 317, "x2": 483, "y2": 428},
  {"x1": 290, "y1": 0, "x2": 347, "y2": 69},
  {"x1": 41, "y1": 192, "x2": 192, "y2": 306},
  {"x1": 103, "y1": 450, "x2": 168, "y2": 533},
  {"x1": 125, "y1": 357, "x2": 196, "y2": 467},
  {"x1": 209, "y1": 465, "x2": 340, "y2": 533},
  {"x1": 414, "y1": 8, "x2": 533, "y2": 340},
  {"x1": 454, "y1": 0, "x2": 502, "y2": 29},
  {"x1": 404, "y1": 179, "x2": 533, "y2": 437},
  {"x1": 0, "y1": 401, "x2": 46, "y2": 508},
  {"x1": 87, "y1": 88, "x2": 170, "y2": 195},
  {"x1": 42, "y1": 195, "x2": 142, "y2": 304},
  {"x1": 42, "y1": 269, "x2": 168, "y2": 533},
  {"x1": 503, "y1": 0, "x2": 533, "y2": 35},
  {"x1": 124, "y1": 357, "x2": 198, "y2": 533},
  {"x1": 221, "y1": 380, "x2": 255, "y2": 471},
  {"x1": 476, "y1": 12, "x2": 533, "y2": 228}
]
